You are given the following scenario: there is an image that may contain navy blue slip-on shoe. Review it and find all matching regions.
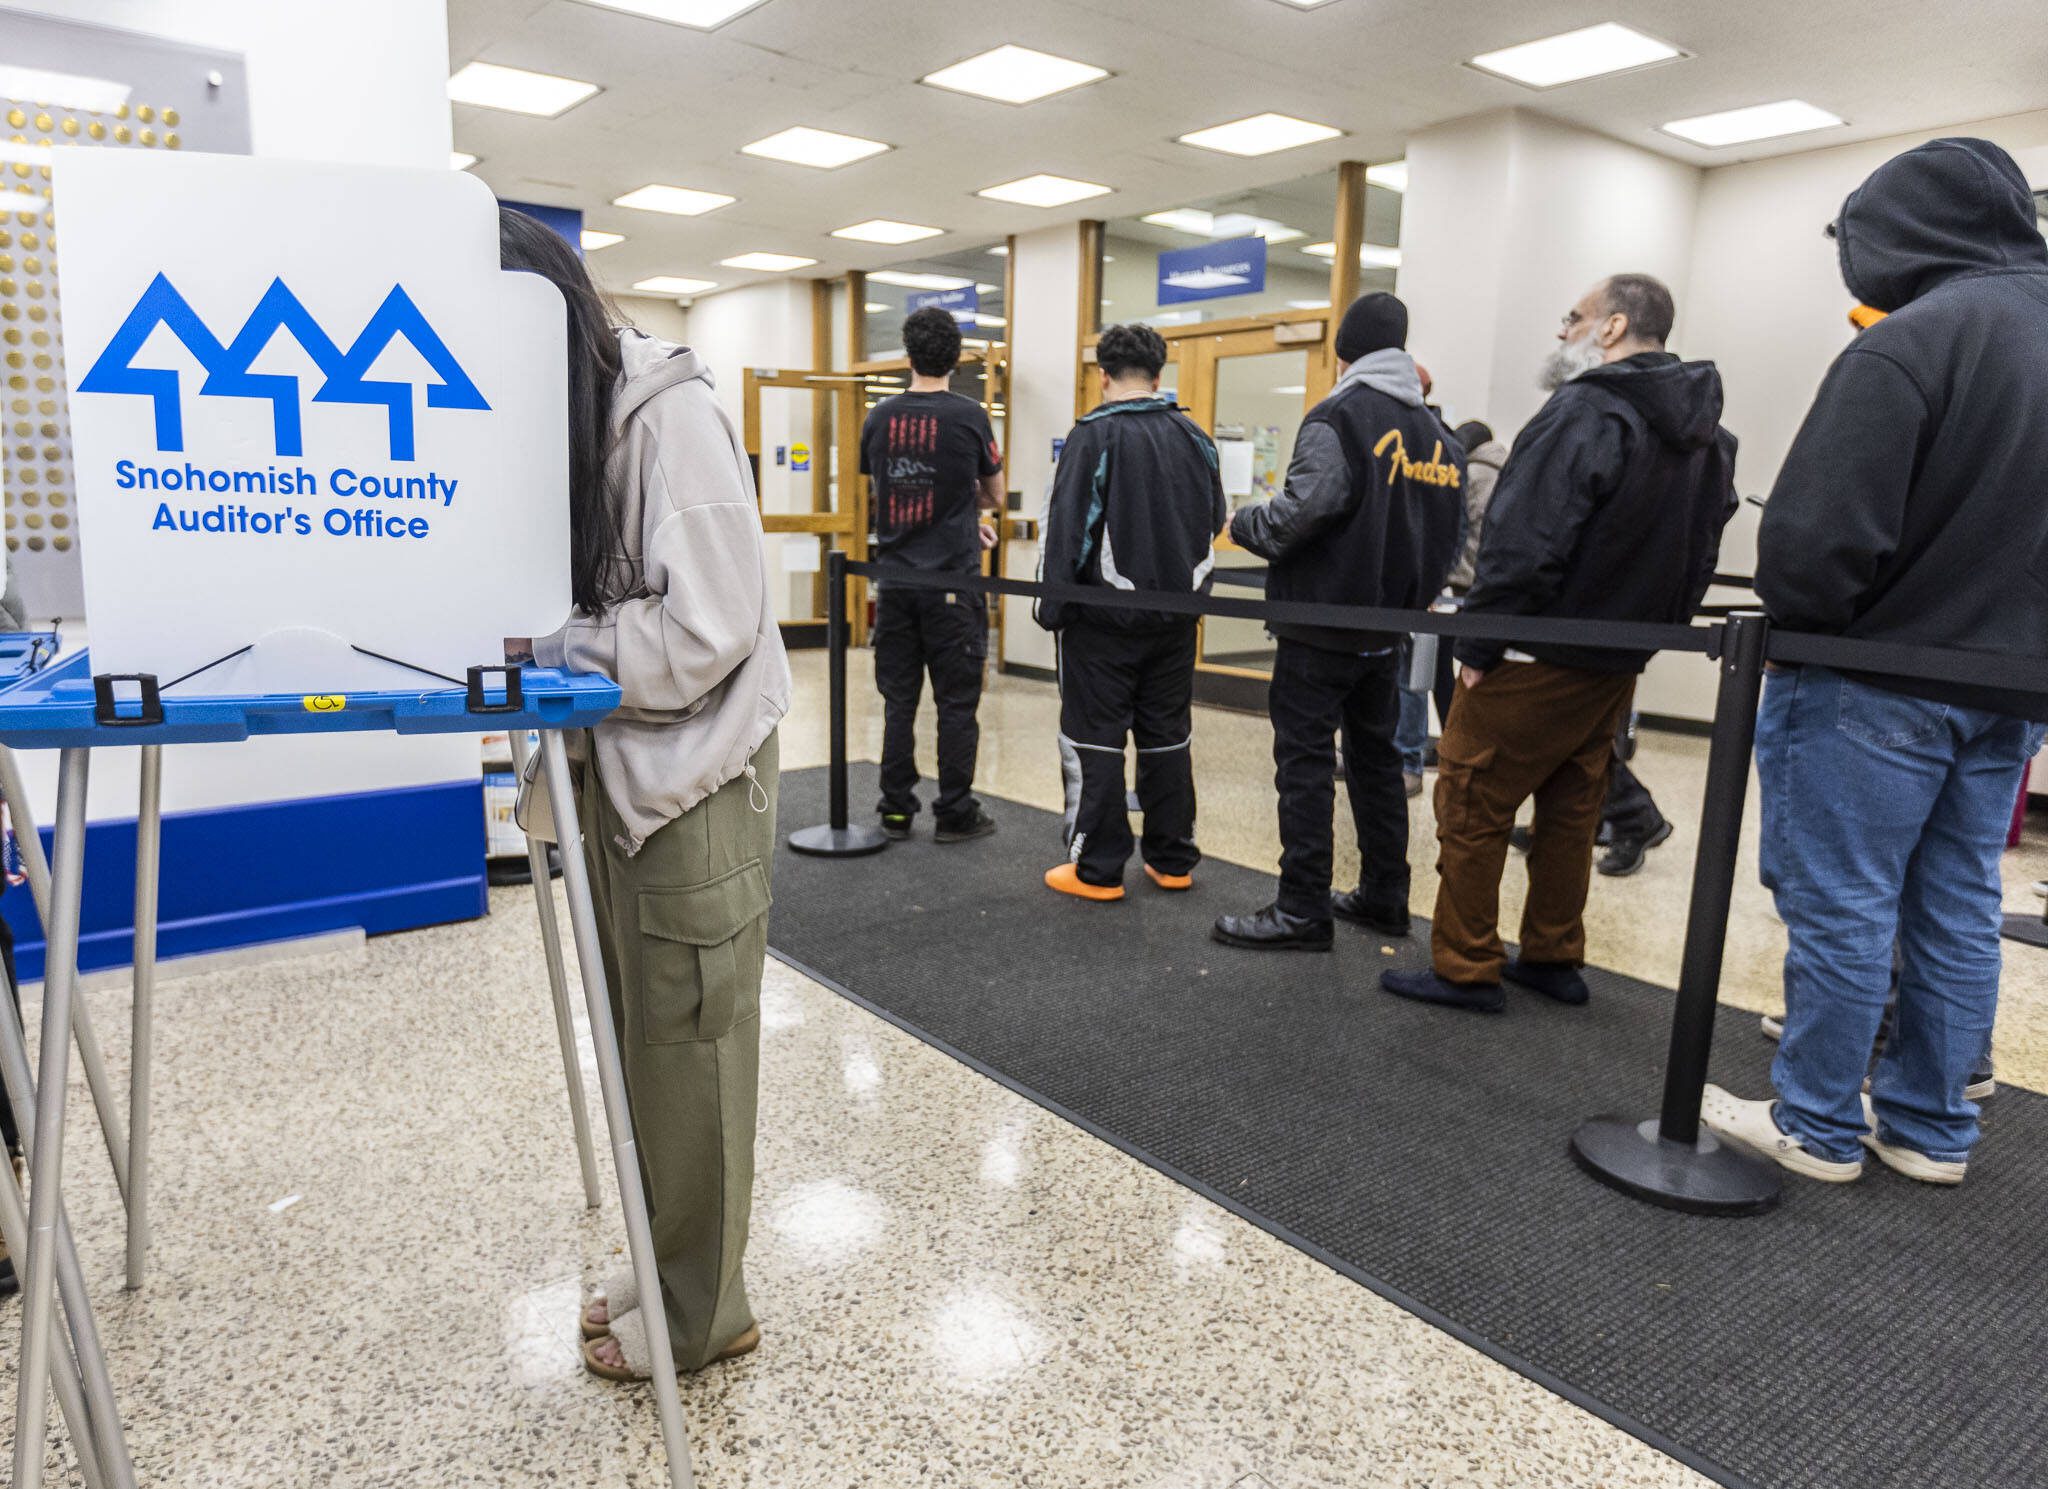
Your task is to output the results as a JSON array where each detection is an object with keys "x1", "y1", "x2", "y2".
[
  {"x1": 1380, "y1": 968, "x2": 1506, "y2": 1013},
  {"x1": 1503, "y1": 958, "x2": 1590, "y2": 1005}
]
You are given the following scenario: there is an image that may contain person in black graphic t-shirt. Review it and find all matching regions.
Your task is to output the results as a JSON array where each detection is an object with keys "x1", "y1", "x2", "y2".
[{"x1": 860, "y1": 306, "x2": 1004, "y2": 842}]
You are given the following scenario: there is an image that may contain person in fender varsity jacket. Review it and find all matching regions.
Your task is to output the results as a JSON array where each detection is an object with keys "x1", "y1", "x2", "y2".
[
  {"x1": 1700, "y1": 138, "x2": 2048, "y2": 1187},
  {"x1": 1384, "y1": 273, "x2": 1736, "y2": 1014},
  {"x1": 1213, "y1": 292, "x2": 1463, "y2": 951},
  {"x1": 1036, "y1": 322, "x2": 1229, "y2": 901}
]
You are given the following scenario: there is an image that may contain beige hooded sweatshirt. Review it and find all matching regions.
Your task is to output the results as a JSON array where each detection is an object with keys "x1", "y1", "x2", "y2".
[{"x1": 534, "y1": 330, "x2": 791, "y2": 854}]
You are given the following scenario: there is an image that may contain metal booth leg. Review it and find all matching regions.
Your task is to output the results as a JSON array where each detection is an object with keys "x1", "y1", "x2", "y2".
[
  {"x1": 0, "y1": 1114, "x2": 109, "y2": 1488},
  {"x1": 126, "y1": 745, "x2": 162, "y2": 1289},
  {"x1": 15, "y1": 747, "x2": 142, "y2": 1489},
  {"x1": 536, "y1": 730, "x2": 696, "y2": 1489},
  {"x1": 506, "y1": 728, "x2": 602, "y2": 1209},
  {"x1": 0, "y1": 746, "x2": 132, "y2": 1203},
  {"x1": 0, "y1": 1000, "x2": 136, "y2": 1489}
]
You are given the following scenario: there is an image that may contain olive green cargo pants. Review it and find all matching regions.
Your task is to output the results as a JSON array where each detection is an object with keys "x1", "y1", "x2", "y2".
[{"x1": 576, "y1": 730, "x2": 777, "y2": 1370}]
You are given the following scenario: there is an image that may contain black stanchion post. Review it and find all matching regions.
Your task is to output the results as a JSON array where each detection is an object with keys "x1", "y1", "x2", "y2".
[
  {"x1": 1571, "y1": 611, "x2": 1782, "y2": 1215},
  {"x1": 789, "y1": 548, "x2": 889, "y2": 858}
]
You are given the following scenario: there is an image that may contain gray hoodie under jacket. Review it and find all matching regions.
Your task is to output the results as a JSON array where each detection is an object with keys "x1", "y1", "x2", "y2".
[{"x1": 535, "y1": 330, "x2": 792, "y2": 854}]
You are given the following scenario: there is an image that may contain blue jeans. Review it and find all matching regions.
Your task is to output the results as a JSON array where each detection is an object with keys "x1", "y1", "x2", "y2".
[
  {"x1": 1756, "y1": 666, "x2": 2043, "y2": 1164},
  {"x1": 1396, "y1": 637, "x2": 1429, "y2": 773}
]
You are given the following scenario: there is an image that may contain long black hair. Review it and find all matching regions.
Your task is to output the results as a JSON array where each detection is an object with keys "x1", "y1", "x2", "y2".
[{"x1": 498, "y1": 206, "x2": 628, "y2": 615}]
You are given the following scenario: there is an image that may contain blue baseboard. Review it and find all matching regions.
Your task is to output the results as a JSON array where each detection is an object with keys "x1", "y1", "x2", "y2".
[{"x1": 3, "y1": 778, "x2": 489, "y2": 982}]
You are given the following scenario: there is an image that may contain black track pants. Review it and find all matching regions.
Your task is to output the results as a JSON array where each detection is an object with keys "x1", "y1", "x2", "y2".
[{"x1": 1056, "y1": 620, "x2": 1200, "y2": 886}]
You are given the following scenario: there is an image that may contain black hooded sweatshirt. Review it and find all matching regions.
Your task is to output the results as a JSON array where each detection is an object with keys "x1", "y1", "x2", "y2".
[
  {"x1": 1457, "y1": 353, "x2": 1738, "y2": 674},
  {"x1": 1757, "y1": 136, "x2": 2048, "y2": 722}
]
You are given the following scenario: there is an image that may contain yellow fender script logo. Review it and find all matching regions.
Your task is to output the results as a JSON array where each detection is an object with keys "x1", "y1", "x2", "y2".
[
  {"x1": 1372, "y1": 429, "x2": 1462, "y2": 489},
  {"x1": 302, "y1": 695, "x2": 347, "y2": 713}
]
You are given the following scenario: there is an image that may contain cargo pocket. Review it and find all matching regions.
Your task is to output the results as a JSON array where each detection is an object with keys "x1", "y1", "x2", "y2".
[
  {"x1": 1431, "y1": 736, "x2": 1497, "y2": 846},
  {"x1": 635, "y1": 860, "x2": 772, "y2": 1044}
]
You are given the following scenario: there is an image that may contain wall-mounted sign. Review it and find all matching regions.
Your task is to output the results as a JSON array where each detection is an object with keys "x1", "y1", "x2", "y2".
[
  {"x1": 791, "y1": 441, "x2": 811, "y2": 472},
  {"x1": 908, "y1": 286, "x2": 979, "y2": 325},
  {"x1": 1156, "y1": 235, "x2": 1267, "y2": 305},
  {"x1": 55, "y1": 150, "x2": 571, "y2": 695}
]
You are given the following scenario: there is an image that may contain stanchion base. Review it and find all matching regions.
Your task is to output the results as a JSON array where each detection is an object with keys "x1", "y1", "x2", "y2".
[
  {"x1": 1571, "y1": 1116, "x2": 1781, "y2": 1216},
  {"x1": 1999, "y1": 912, "x2": 2048, "y2": 949},
  {"x1": 787, "y1": 823, "x2": 890, "y2": 858}
]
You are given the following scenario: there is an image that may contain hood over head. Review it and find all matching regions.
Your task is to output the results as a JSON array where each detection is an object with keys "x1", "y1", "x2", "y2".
[
  {"x1": 1832, "y1": 137, "x2": 2048, "y2": 312},
  {"x1": 1577, "y1": 351, "x2": 1724, "y2": 451},
  {"x1": 612, "y1": 327, "x2": 714, "y2": 427}
]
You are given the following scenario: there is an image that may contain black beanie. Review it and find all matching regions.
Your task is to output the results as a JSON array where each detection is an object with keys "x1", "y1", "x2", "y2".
[{"x1": 1334, "y1": 291, "x2": 1408, "y2": 362}]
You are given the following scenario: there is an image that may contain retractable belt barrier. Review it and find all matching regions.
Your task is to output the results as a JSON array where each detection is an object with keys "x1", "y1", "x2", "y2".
[{"x1": 797, "y1": 552, "x2": 2048, "y2": 1217}]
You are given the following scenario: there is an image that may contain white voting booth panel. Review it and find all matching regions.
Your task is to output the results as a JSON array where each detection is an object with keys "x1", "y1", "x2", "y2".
[{"x1": 0, "y1": 151, "x2": 697, "y2": 1489}]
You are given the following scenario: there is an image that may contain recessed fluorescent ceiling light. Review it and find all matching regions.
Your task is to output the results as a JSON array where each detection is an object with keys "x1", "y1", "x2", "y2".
[
  {"x1": 833, "y1": 219, "x2": 944, "y2": 245},
  {"x1": 868, "y1": 270, "x2": 974, "y2": 291},
  {"x1": 1469, "y1": 23, "x2": 1680, "y2": 89},
  {"x1": 1271, "y1": 384, "x2": 1309, "y2": 395},
  {"x1": 0, "y1": 65, "x2": 130, "y2": 114},
  {"x1": 1177, "y1": 112, "x2": 1342, "y2": 157},
  {"x1": 633, "y1": 275, "x2": 717, "y2": 295},
  {"x1": 450, "y1": 151, "x2": 478, "y2": 171},
  {"x1": 613, "y1": 183, "x2": 735, "y2": 216},
  {"x1": 921, "y1": 45, "x2": 1108, "y2": 105},
  {"x1": 1366, "y1": 160, "x2": 1408, "y2": 192},
  {"x1": 864, "y1": 302, "x2": 891, "y2": 313},
  {"x1": 986, "y1": 244, "x2": 1009, "y2": 256},
  {"x1": 1140, "y1": 208, "x2": 1305, "y2": 243},
  {"x1": 721, "y1": 252, "x2": 817, "y2": 272},
  {"x1": 742, "y1": 126, "x2": 890, "y2": 169},
  {"x1": 1303, "y1": 242, "x2": 1403, "y2": 268},
  {"x1": 573, "y1": 0, "x2": 767, "y2": 27},
  {"x1": 581, "y1": 229, "x2": 625, "y2": 250},
  {"x1": 1661, "y1": 100, "x2": 1845, "y2": 148},
  {"x1": 977, "y1": 173, "x2": 1112, "y2": 208},
  {"x1": 1272, "y1": 0, "x2": 1342, "y2": 7},
  {"x1": 447, "y1": 61, "x2": 600, "y2": 117}
]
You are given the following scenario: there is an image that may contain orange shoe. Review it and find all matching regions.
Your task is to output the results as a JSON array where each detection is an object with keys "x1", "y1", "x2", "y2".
[
  {"x1": 1044, "y1": 863, "x2": 1125, "y2": 901},
  {"x1": 1144, "y1": 865, "x2": 1193, "y2": 891}
]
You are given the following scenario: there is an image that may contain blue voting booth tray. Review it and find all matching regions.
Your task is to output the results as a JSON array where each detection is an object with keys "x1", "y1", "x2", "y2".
[{"x1": 0, "y1": 649, "x2": 620, "y2": 748}]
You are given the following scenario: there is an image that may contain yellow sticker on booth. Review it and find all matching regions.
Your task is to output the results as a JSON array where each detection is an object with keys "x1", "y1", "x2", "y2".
[{"x1": 302, "y1": 695, "x2": 347, "y2": 713}]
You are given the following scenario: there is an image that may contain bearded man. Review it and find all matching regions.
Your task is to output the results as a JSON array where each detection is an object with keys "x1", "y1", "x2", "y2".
[{"x1": 1383, "y1": 273, "x2": 1738, "y2": 1014}]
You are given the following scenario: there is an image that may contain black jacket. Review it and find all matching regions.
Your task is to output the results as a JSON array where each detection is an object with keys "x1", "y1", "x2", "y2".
[
  {"x1": 1458, "y1": 353, "x2": 1737, "y2": 674},
  {"x1": 1757, "y1": 136, "x2": 2048, "y2": 722},
  {"x1": 1231, "y1": 353, "x2": 1464, "y2": 654},
  {"x1": 1036, "y1": 396, "x2": 1227, "y2": 631}
]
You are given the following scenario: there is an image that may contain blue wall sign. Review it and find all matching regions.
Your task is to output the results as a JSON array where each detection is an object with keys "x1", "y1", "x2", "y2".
[
  {"x1": 502, "y1": 199, "x2": 586, "y2": 256},
  {"x1": 1156, "y1": 235, "x2": 1267, "y2": 305},
  {"x1": 908, "y1": 285, "x2": 979, "y2": 324}
]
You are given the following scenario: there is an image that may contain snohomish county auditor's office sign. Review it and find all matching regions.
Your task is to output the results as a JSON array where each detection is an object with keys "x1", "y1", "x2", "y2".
[{"x1": 52, "y1": 150, "x2": 570, "y2": 696}]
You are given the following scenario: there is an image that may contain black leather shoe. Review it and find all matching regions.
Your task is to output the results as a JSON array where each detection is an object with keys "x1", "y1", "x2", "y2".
[
  {"x1": 1509, "y1": 825, "x2": 1532, "y2": 854},
  {"x1": 1597, "y1": 819, "x2": 1673, "y2": 877},
  {"x1": 1211, "y1": 904, "x2": 1334, "y2": 951},
  {"x1": 1380, "y1": 969, "x2": 1505, "y2": 1013},
  {"x1": 1331, "y1": 891, "x2": 1410, "y2": 937},
  {"x1": 934, "y1": 805, "x2": 997, "y2": 843},
  {"x1": 1503, "y1": 958, "x2": 1590, "y2": 1005}
]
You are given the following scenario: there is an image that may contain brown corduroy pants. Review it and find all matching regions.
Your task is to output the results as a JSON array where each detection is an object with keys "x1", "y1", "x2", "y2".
[{"x1": 1429, "y1": 662, "x2": 1637, "y2": 984}]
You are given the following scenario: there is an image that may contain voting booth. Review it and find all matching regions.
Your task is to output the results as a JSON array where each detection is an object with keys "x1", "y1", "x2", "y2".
[{"x1": 0, "y1": 151, "x2": 698, "y2": 1489}]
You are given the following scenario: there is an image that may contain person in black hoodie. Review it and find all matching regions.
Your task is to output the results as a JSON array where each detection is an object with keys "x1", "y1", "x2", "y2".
[
  {"x1": 1037, "y1": 322, "x2": 1228, "y2": 900},
  {"x1": 1701, "y1": 138, "x2": 2048, "y2": 1187},
  {"x1": 1213, "y1": 293, "x2": 1463, "y2": 950},
  {"x1": 1384, "y1": 273, "x2": 1736, "y2": 1012}
]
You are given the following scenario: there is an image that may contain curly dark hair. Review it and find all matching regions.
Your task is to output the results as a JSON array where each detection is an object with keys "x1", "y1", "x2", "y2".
[
  {"x1": 902, "y1": 305, "x2": 964, "y2": 378},
  {"x1": 1095, "y1": 322, "x2": 1168, "y2": 382}
]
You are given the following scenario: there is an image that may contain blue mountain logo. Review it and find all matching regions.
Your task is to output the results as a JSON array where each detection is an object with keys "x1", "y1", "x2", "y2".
[{"x1": 77, "y1": 274, "x2": 489, "y2": 461}]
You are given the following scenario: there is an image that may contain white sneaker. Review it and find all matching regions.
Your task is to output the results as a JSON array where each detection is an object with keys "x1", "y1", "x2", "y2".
[
  {"x1": 1858, "y1": 1091, "x2": 1968, "y2": 1184},
  {"x1": 1760, "y1": 1014, "x2": 1784, "y2": 1041},
  {"x1": 2032, "y1": 880, "x2": 2046, "y2": 899},
  {"x1": 1700, "y1": 1085, "x2": 1863, "y2": 1183}
]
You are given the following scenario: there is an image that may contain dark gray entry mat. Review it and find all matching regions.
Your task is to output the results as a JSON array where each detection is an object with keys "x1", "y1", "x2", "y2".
[{"x1": 767, "y1": 765, "x2": 2048, "y2": 1489}]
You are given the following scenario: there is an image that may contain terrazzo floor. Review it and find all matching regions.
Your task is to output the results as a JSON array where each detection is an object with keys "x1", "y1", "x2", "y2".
[{"x1": 1, "y1": 648, "x2": 2042, "y2": 1486}]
